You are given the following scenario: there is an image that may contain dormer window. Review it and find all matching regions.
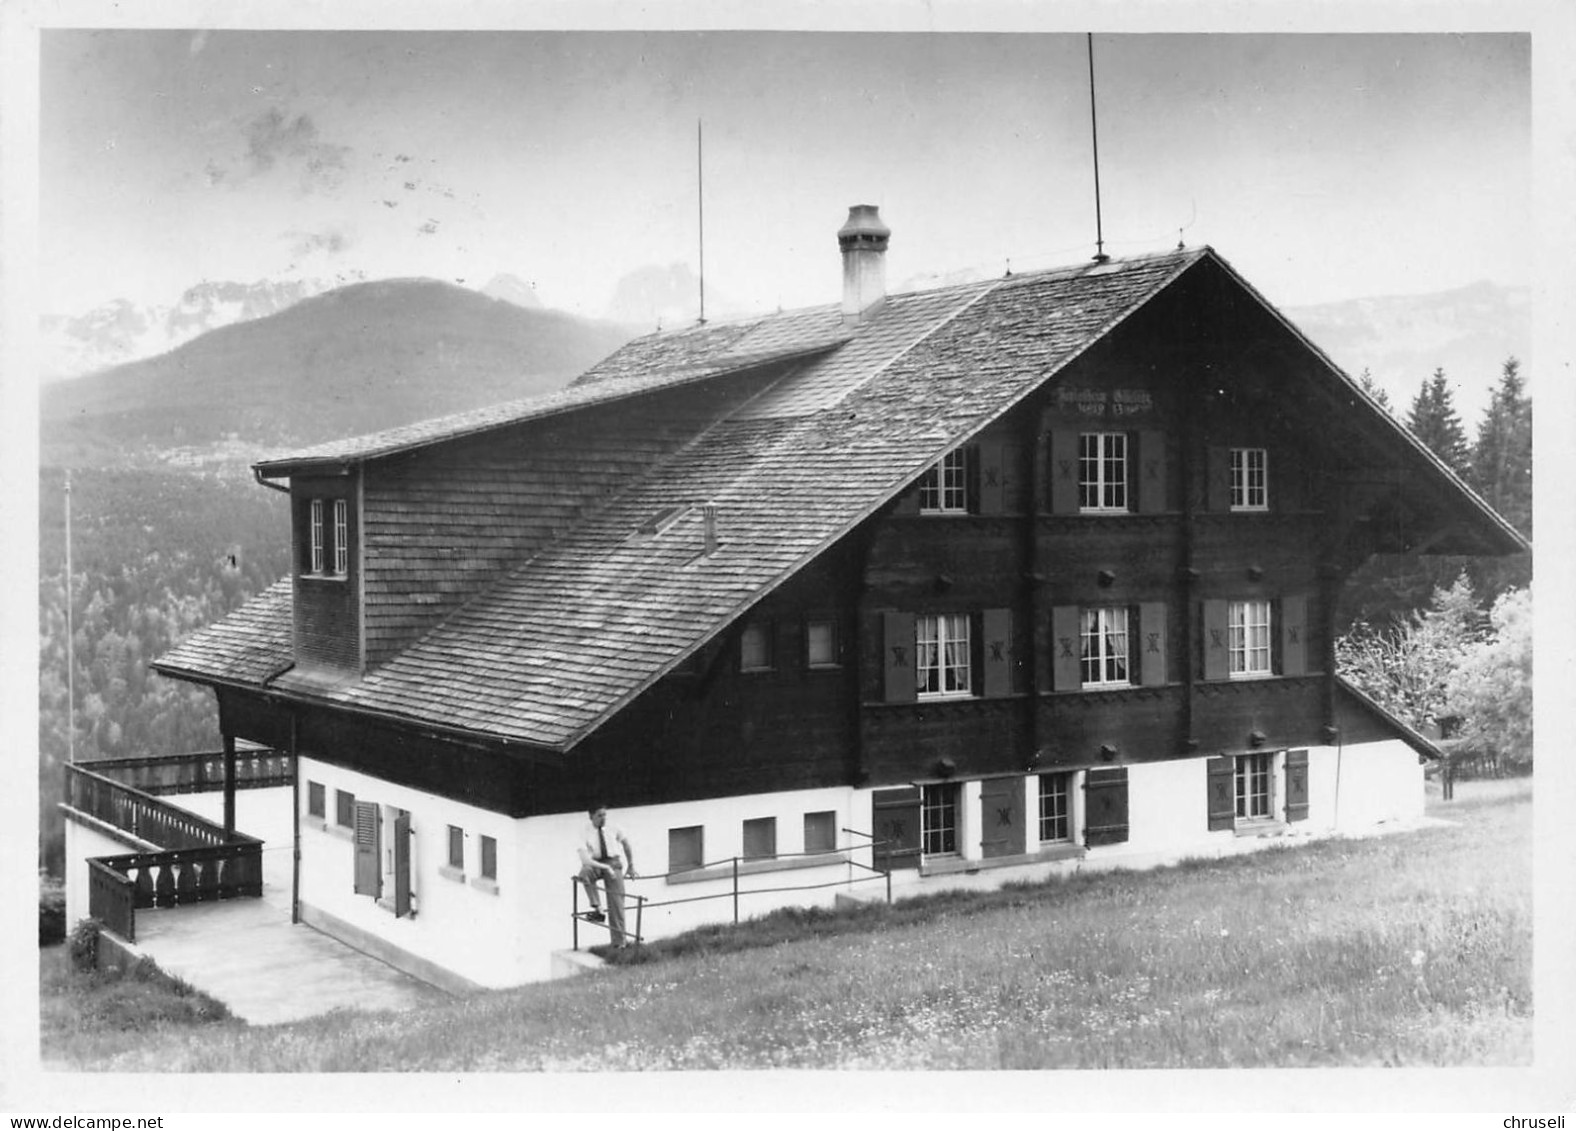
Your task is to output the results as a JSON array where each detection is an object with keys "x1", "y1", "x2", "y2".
[
  {"x1": 302, "y1": 495, "x2": 351, "y2": 579},
  {"x1": 919, "y1": 448, "x2": 970, "y2": 514},
  {"x1": 333, "y1": 499, "x2": 349, "y2": 575},
  {"x1": 1230, "y1": 448, "x2": 1268, "y2": 511},
  {"x1": 310, "y1": 499, "x2": 325, "y2": 574}
]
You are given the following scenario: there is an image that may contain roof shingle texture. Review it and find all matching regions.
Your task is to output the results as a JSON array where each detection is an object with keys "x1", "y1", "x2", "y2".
[{"x1": 158, "y1": 250, "x2": 1206, "y2": 748}]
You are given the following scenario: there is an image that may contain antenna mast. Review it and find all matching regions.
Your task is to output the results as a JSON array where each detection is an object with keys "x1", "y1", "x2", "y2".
[
  {"x1": 697, "y1": 119, "x2": 707, "y2": 324},
  {"x1": 1086, "y1": 33, "x2": 1109, "y2": 264},
  {"x1": 64, "y1": 469, "x2": 75, "y2": 766}
]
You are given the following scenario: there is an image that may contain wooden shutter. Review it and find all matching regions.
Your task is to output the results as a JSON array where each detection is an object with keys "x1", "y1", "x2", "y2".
[
  {"x1": 1284, "y1": 749, "x2": 1310, "y2": 823},
  {"x1": 1207, "y1": 755, "x2": 1236, "y2": 830},
  {"x1": 1051, "y1": 605, "x2": 1082, "y2": 691},
  {"x1": 977, "y1": 441, "x2": 1005, "y2": 514},
  {"x1": 1138, "y1": 601, "x2": 1167, "y2": 687},
  {"x1": 882, "y1": 611, "x2": 917, "y2": 702},
  {"x1": 999, "y1": 441, "x2": 1023, "y2": 513},
  {"x1": 872, "y1": 786, "x2": 922, "y2": 871},
  {"x1": 965, "y1": 445, "x2": 982, "y2": 514},
  {"x1": 1202, "y1": 599, "x2": 1230, "y2": 681},
  {"x1": 1083, "y1": 767, "x2": 1129, "y2": 846},
  {"x1": 393, "y1": 811, "x2": 412, "y2": 918},
  {"x1": 979, "y1": 776, "x2": 1026, "y2": 859},
  {"x1": 1136, "y1": 430, "x2": 1167, "y2": 513},
  {"x1": 1048, "y1": 428, "x2": 1080, "y2": 513},
  {"x1": 982, "y1": 608, "x2": 1012, "y2": 698},
  {"x1": 353, "y1": 801, "x2": 380, "y2": 897},
  {"x1": 893, "y1": 483, "x2": 921, "y2": 515},
  {"x1": 1279, "y1": 593, "x2": 1309, "y2": 676},
  {"x1": 1206, "y1": 446, "x2": 1231, "y2": 512}
]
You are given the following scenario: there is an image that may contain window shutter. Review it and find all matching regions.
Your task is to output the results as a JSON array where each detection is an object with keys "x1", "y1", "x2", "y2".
[
  {"x1": 1137, "y1": 430, "x2": 1167, "y2": 513},
  {"x1": 1051, "y1": 605, "x2": 1082, "y2": 691},
  {"x1": 982, "y1": 608, "x2": 1012, "y2": 698},
  {"x1": 1000, "y1": 441, "x2": 1023, "y2": 513},
  {"x1": 979, "y1": 776, "x2": 1027, "y2": 858},
  {"x1": 353, "y1": 801, "x2": 380, "y2": 897},
  {"x1": 965, "y1": 445, "x2": 982, "y2": 514},
  {"x1": 1202, "y1": 599, "x2": 1230, "y2": 681},
  {"x1": 1206, "y1": 446, "x2": 1231, "y2": 512},
  {"x1": 1207, "y1": 755, "x2": 1236, "y2": 830},
  {"x1": 393, "y1": 811, "x2": 412, "y2": 918},
  {"x1": 882, "y1": 611, "x2": 917, "y2": 702},
  {"x1": 1138, "y1": 601, "x2": 1168, "y2": 687},
  {"x1": 1280, "y1": 593, "x2": 1309, "y2": 676},
  {"x1": 1083, "y1": 767, "x2": 1129, "y2": 846},
  {"x1": 1048, "y1": 428, "x2": 1080, "y2": 513},
  {"x1": 893, "y1": 484, "x2": 921, "y2": 515},
  {"x1": 977, "y1": 441, "x2": 1006, "y2": 514},
  {"x1": 872, "y1": 786, "x2": 922, "y2": 871},
  {"x1": 1284, "y1": 749, "x2": 1310, "y2": 822}
]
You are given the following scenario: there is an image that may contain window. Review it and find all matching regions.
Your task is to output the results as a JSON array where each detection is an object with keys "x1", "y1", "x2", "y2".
[
  {"x1": 806, "y1": 619, "x2": 838, "y2": 668},
  {"x1": 307, "y1": 781, "x2": 325, "y2": 819},
  {"x1": 309, "y1": 499, "x2": 325, "y2": 574},
  {"x1": 742, "y1": 817, "x2": 777, "y2": 860},
  {"x1": 919, "y1": 447, "x2": 969, "y2": 514},
  {"x1": 1228, "y1": 600, "x2": 1273, "y2": 678},
  {"x1": 669, "y1": 826, "x2": 704, "y2": 874},
  {"x1": 1236, "y1": 752, "x2": 1274, "y2": 820},
  {"x1": 333, "y1": 499, "x2": 349, "y2": 574},
  {"x1": 1038, "y1": 773, "x2": 1072, "y2": 843},
  {"x1": 1080, "y1": 607, "x2": 1131, "y2": 687},
  {"x1": 740, "y1": 622, "x2": 772, "y2": 672},
  {"x1": 447, "y1": 825, "x2": 465, "y2": 871},
  {"x1": 803, "y1": 811, "x2": 837, "y2": 854},
  {"x1": 335, "y1": 789, "x2": 355, "y2": 828},
  {"x1": 916, "y1": 613, "x2": 972, "y2": 697},
  {"x1": 1231, "y1": 448, "x2": 1268, "y2": 511},
  {"x1": 1079, "y1": 432, "x2": 1128, "y2": 512},
  {"x1": 480, "y1": 835, "x2": 497, "y2": 881},
  {"x1": 921, "y1": 783, "x2": 959, "y2": 856}
]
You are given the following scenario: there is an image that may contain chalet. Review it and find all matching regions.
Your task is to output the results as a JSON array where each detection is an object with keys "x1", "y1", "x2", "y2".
[{"x1": 125, "y1": 207, "x2": 1522, "y2": 990}]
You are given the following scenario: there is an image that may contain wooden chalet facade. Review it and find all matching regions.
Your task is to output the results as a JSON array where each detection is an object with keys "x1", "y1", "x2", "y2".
[{"x1": 148, "y1": 210, "x2": 1525, "y2": 989}]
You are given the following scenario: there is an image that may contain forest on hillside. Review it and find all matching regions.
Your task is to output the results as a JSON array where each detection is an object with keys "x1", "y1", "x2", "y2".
[{"x1": 37, "y1": 467, "x2": 290, "y2": 873}]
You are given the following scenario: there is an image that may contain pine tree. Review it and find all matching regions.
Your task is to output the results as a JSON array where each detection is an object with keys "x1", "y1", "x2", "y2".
[
  {"x1": 1407, "y1": 368, "x2": 1471, "y2": 476},
  {"x1": 1468, "y1": 356, "x2": 1532, "y2": 537},
  {"x1": 1356, "y1": 367, "x2": 1394, "y2": 414}
]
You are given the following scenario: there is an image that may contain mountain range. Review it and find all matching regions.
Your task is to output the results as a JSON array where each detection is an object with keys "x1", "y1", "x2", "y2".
[
  {"x1": 40, "y1": 278, "x2": 633, "y2": 469},
  {"x1": 38, "y1": 270, "x2": 1530, "y2": 472}
]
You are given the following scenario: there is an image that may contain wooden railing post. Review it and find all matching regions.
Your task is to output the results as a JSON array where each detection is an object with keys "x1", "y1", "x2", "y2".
[{"x1": 222, "y1": 733, "x2": 237, "y2": 837}]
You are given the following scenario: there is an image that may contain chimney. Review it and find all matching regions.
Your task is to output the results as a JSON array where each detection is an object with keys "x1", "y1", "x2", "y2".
[
  {"x1": 702, "y1": 504, "x2": 718, "y2": 556},
  {"x1": 838, "y1": 204, "x2": 890, "y2": 326}
]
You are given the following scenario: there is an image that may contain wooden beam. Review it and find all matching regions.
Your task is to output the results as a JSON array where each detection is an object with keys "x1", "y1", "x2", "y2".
[{"x1": 222, "y1": 732, "x2": 237, "y2": 838}]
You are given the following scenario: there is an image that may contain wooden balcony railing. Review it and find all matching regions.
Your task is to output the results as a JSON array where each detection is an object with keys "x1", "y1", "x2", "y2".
[
  {"x1": 78, "y1": 748, "x2": 292, "y2": 796},
  {"x1": 64, "y1": 762, "x2": 267, "y2": 943}
]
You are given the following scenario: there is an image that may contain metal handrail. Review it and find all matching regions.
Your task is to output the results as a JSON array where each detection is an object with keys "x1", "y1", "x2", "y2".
[{"x1": 570, "y1": 835, "x2": 894, "y2": 951}]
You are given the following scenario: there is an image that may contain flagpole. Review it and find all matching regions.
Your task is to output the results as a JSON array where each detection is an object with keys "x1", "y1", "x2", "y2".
[{"x1": 64, "y1": 468, "x2": 75, "y2": 765}]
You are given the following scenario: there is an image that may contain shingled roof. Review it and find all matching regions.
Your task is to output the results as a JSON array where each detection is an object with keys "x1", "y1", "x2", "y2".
[{"x1": 155, "y1": 245, "x2": 1525, "y2": 752}]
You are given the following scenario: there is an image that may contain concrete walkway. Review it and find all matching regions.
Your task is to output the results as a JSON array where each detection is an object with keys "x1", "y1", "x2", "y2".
[{"x1": 126, "y1": 786, "x2": 453, "y2": 1026}]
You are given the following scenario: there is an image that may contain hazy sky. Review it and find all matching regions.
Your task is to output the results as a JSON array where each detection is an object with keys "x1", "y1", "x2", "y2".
[{"x1": 40, "y1": 29, "x2": 1530, "y2": 320}]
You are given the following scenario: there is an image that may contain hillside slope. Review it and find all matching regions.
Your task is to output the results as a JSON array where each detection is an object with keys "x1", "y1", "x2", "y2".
[{"x1": 41, "y1": 278, "x2": 635, "y2": 466}]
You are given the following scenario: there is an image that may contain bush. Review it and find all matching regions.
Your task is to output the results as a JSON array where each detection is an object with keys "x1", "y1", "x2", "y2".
[
  {"x1": 39, "y1": 869, "x2": 67, "y2": 947},
  {"x1": 69, "y1": 917, "x2": 101, "y2": 972}
]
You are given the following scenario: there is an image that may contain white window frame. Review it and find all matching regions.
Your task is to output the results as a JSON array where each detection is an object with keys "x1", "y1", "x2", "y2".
[
  {"x1": 1235, "y1": 752, "x2": 1275, "y2": 821},
  {"x1": 1038, "y1": 772, "x2": 1074, "y2": 844},
  {"x1": 1079, "y1": 606, "x2": 1131, "y2": 688},
  {"x1": 919, "y1": 448, "x2": 969, "y2": 514},
  {"x1": 916, "y1": 613, "x2": 972, "y2": 698},
  {"x1": 1079, "y1": 432, "x2": 1128, "y2": 513},
  {"x1": 1230, "y1": 448, "x2": 1268, "y2": 511},
  {"x1": 309, "y1": 498, "x2": 325, "y2": 574},
  {"x1": 333, "y1": 498, "x2": 349, "y2": 575},
  {"x1": 1228, "y1": 600, "x2": 1273, "y2": 678},
  {"x1": 921, "y1": 782, "x2": 960, "y2": 857}
]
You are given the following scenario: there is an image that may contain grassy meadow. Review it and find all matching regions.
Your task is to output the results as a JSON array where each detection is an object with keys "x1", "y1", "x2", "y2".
[{"x1": 40, "y1": 777, "x2": 1531, "y2": 1071}]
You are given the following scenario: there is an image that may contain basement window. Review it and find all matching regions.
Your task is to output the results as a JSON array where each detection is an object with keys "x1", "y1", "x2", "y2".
[
  {"x1": 669, "y1": 826, "x2": 705, "y2": 874},
  {"x1": 921, "y1": 783, "x2": 960, "y2": 857},
  {"x1": 803, "y1": 811, "x2": 837, "y2": 854},
  {"x1": 307, "y1": 781, "x2": 326, "y2": 820},
  {"x1": 742, "y1": 817, "x2": 777, "y2": 861}
]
